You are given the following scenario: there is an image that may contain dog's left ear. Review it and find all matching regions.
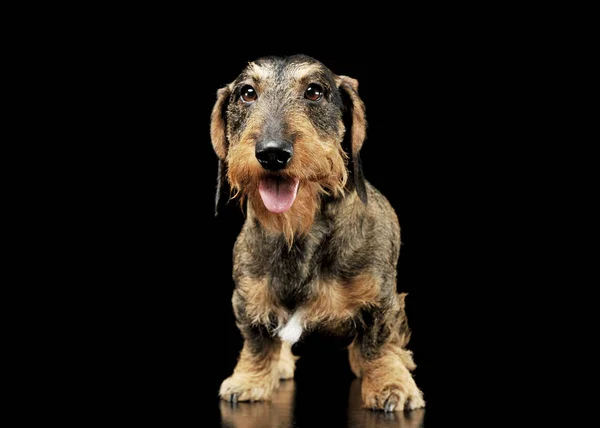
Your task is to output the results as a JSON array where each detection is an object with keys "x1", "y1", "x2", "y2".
[
  {"x1": 337, "y1": 75, "x2": 368, "y2": 204},
  {"x1": 210, "y1": 85, "x2": 232, "y2": 216}
]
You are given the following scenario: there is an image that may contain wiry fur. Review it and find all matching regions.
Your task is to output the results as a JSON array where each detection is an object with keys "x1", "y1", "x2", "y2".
[
  {"x1": 210, "y1": 54, "x2": 425, "y2": 412},
  {"x1": 224, "y1": 83, "x2": 348, "y2": 246}
]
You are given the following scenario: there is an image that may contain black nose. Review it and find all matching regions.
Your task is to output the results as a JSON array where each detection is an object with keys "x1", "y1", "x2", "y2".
[{"x1": 255, "y1": 140, "x2": 293, "y2": 171}]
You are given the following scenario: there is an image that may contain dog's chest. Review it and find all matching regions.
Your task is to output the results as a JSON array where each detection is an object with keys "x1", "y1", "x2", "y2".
[
  {"x1": 277, "y1": 310, "x2": 305, "y2": 344},
  {"x1": 261, "y1": 237, "x2": 324, "y2": 311},
  {"x1": 238, "y1": 266, "x2": 377, "y2": 346},
  {"x1": 236, "y1": 222, "x2": 377, "y2": 343},
  {"x1": 271, "y1": 273, "x2": 378, "y2": 345}
]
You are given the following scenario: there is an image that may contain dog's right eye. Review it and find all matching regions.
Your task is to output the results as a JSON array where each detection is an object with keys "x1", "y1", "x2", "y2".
[{"x1": 240, "y1": 85, "x2": 257, "y2": 103}]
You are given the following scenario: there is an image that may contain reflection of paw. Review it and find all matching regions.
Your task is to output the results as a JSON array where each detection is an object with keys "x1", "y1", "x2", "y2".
[
  {"x1": 219, "y1": 374, "x2": 278, "y2": 402},
  {"x1": 362, "y1": 381, "x2": 425, "y2": 412}
]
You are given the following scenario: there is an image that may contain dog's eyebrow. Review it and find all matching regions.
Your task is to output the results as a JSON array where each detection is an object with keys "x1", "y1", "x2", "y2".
[
  {"x1": 290, "y1": 63, "x2": 325, "y2": 82},
  {"x1": 241, "y1": 61, "x2": 331, "y2": 90},
  {"x1": 245, "y1": 61, "x2": 275, "y2": 82}
]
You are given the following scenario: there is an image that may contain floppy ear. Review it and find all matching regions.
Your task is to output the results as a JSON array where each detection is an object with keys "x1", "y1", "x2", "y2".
[
  {"x1": 338, "y1": 75, "x2": 368, "y2": 204},
  {"x1": 210, "y1": 86, "x2": 232, "y2": 216}
]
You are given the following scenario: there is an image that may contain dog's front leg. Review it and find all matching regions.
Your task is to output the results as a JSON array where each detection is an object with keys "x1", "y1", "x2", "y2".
[
  {"x1": 349, "y1": 300, "x2": 425, "y2": 412},
  {"x1": 219, "y1": 324, "x2": 282, "y2": 402}
]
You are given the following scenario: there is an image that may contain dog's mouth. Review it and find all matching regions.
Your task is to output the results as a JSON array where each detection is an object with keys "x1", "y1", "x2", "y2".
[{"x1": 258, "y1": 176, "x2": 299, "y2": 214}]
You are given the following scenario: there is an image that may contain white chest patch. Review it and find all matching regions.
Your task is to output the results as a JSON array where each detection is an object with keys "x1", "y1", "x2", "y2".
[{"x1": 278, "y1": 311, "x2": 304, "y2": 344}]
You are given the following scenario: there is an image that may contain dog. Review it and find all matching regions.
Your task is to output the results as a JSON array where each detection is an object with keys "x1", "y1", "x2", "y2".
[{"x1": 210, "y1": 54, "x2": 425, "y2": 412}]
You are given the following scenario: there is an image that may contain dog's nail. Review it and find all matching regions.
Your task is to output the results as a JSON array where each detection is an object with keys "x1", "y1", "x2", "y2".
[
  {"x1": 384, "y1": 398, "x2": 396, "y2": 412},
  {"x1": 230, "y1": 394, "x2": 238, "y2": 403}
]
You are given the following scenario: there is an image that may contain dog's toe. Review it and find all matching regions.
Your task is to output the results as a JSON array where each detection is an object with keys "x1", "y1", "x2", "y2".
[
  {"x1": 219, "y1": 374, "x2": 278, "y2": 402},
  {"x1": 405, "y1": 391, "x2": 426, "y2": 410},
  {"x1": 383, "y1": 396, "x2": 397, "y2": 412},
  {"x1": 363, "y1": 381, "x2": 427, "y2": 412}
]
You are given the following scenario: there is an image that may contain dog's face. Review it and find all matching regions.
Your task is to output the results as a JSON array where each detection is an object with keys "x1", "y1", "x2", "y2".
[{"x1": 211, "y1": 55, "x2": 367, "y2": 242}]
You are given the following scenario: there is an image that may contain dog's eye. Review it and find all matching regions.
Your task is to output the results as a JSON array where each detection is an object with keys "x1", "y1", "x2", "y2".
[
  {"x1": 305, "y1": 83, "x2": 324, "y2": 102},
  {"x1": 240, "y1": 85, "x2": 257, "y2": 103}
]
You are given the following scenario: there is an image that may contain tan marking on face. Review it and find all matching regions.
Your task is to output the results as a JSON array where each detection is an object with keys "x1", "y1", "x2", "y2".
[
  {"x1": 227, "y1": 112, "x2": 348, "y2": 246},
  {"x1": 247, "y1": 61, "x2": 275, "y2": 78},
  {"x1": 290, "y1": 63, "x2": 323, "y2": 81},
  {"x1": 243, "y1": 61, "x2": 276, "y2": 93},
  {"x1": 223, "y1": 58, "x2": 352, "y2": 244},
  {"x1": 248, "y1": 181, "x2": 322, "y2": 247},
  {"x1": 226, "y1": 114, "x2": 264, "y2": 201}
]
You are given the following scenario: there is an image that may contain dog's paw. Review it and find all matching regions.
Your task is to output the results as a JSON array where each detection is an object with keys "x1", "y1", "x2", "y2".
[
  {"x1": 219, "y1": 374, "x2": 278, "y2": 402},
  {"x1": 278, "y1": 345, "x2": 298, "y2": 380},
  {"x1": 362, "y1": 382, "x2": 425, "y2": 412},
  {"x1": 278, "y1": 359, "x2": 295, "y2": 380}
]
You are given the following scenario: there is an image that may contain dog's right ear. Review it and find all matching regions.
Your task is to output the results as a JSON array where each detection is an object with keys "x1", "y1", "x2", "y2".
[{"x1": 210, "y1": 85, "x2": 232, "y2": 216}]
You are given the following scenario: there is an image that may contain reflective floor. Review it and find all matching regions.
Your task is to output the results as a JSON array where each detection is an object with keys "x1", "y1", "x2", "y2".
[{"x1": 219, "y1": 378, "x2": 426, "y2": 428}]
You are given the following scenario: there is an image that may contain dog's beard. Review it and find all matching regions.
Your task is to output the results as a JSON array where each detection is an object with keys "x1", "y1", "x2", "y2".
[
  {"x1": 250, "y1": 181, "x2": 321, "y2": 246},
  {"x1": 227, "y1": 137, "x2": 348, "y2": 246},
  {"x1": 230, "y1": 176, "x2": 345, "y2": 247}
]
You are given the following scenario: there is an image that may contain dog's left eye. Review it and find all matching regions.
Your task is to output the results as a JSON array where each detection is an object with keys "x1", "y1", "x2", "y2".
[{"x1": 305, "y1": 83, "x2": 324, "y2": 101}]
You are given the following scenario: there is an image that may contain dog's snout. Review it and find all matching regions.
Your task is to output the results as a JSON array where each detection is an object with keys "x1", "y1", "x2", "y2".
[{"x1": 255, "y1": 140, "x2": 293, "y2": 171}]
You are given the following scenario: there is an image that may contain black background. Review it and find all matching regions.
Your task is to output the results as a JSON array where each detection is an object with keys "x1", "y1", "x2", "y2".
[{"x1": 79, "y1": 34, "x2": 518, "y2": 425}]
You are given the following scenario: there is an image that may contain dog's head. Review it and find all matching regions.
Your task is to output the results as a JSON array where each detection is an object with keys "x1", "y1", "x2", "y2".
[{"x1": 210, "y1": 55, "x2": 367, "y2": 240}]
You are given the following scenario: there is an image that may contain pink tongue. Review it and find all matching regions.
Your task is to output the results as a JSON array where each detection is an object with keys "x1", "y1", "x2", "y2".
[{"x1": 258, "y1": 177, "x2": 299, "y2": 213}]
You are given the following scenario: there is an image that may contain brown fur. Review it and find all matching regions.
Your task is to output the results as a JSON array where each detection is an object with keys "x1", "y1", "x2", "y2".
[
  {"x1": 210, "y1": 86, "x2": 231, "y2": 160},
  {"x1": 233, "y1": 273, "x2": 380, "y2": 333},
  {"x1": 278, "y1": 341, "x2": 298, "y2": 380},
  {"x1": 211, "y1": 55, "x2": 424, "y2": 412},
  {"x1": 349, "y1": 340, "x2": 425, "y2": 411},
  {"x1": 303, "y1": 273, "x2": 380, "y2": 327},
  {"x1": 347, "y1": 378, "x2": 425, "y2": 427},
  {"x1": 335, "y1": 75, "x2": 366, "y2": 156},
  {"x1": 226, "y1": 97, "x2": 348, "y2": 245},
  {"x1": 219, "y1": 340, "x2": 282, "y2": 402},
  {"x1": 219, "y1": 378, "x2": 297, "y2": 428},
  {"x1": 233, "y1": 276, "x2": 280, "y2": 327}
]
